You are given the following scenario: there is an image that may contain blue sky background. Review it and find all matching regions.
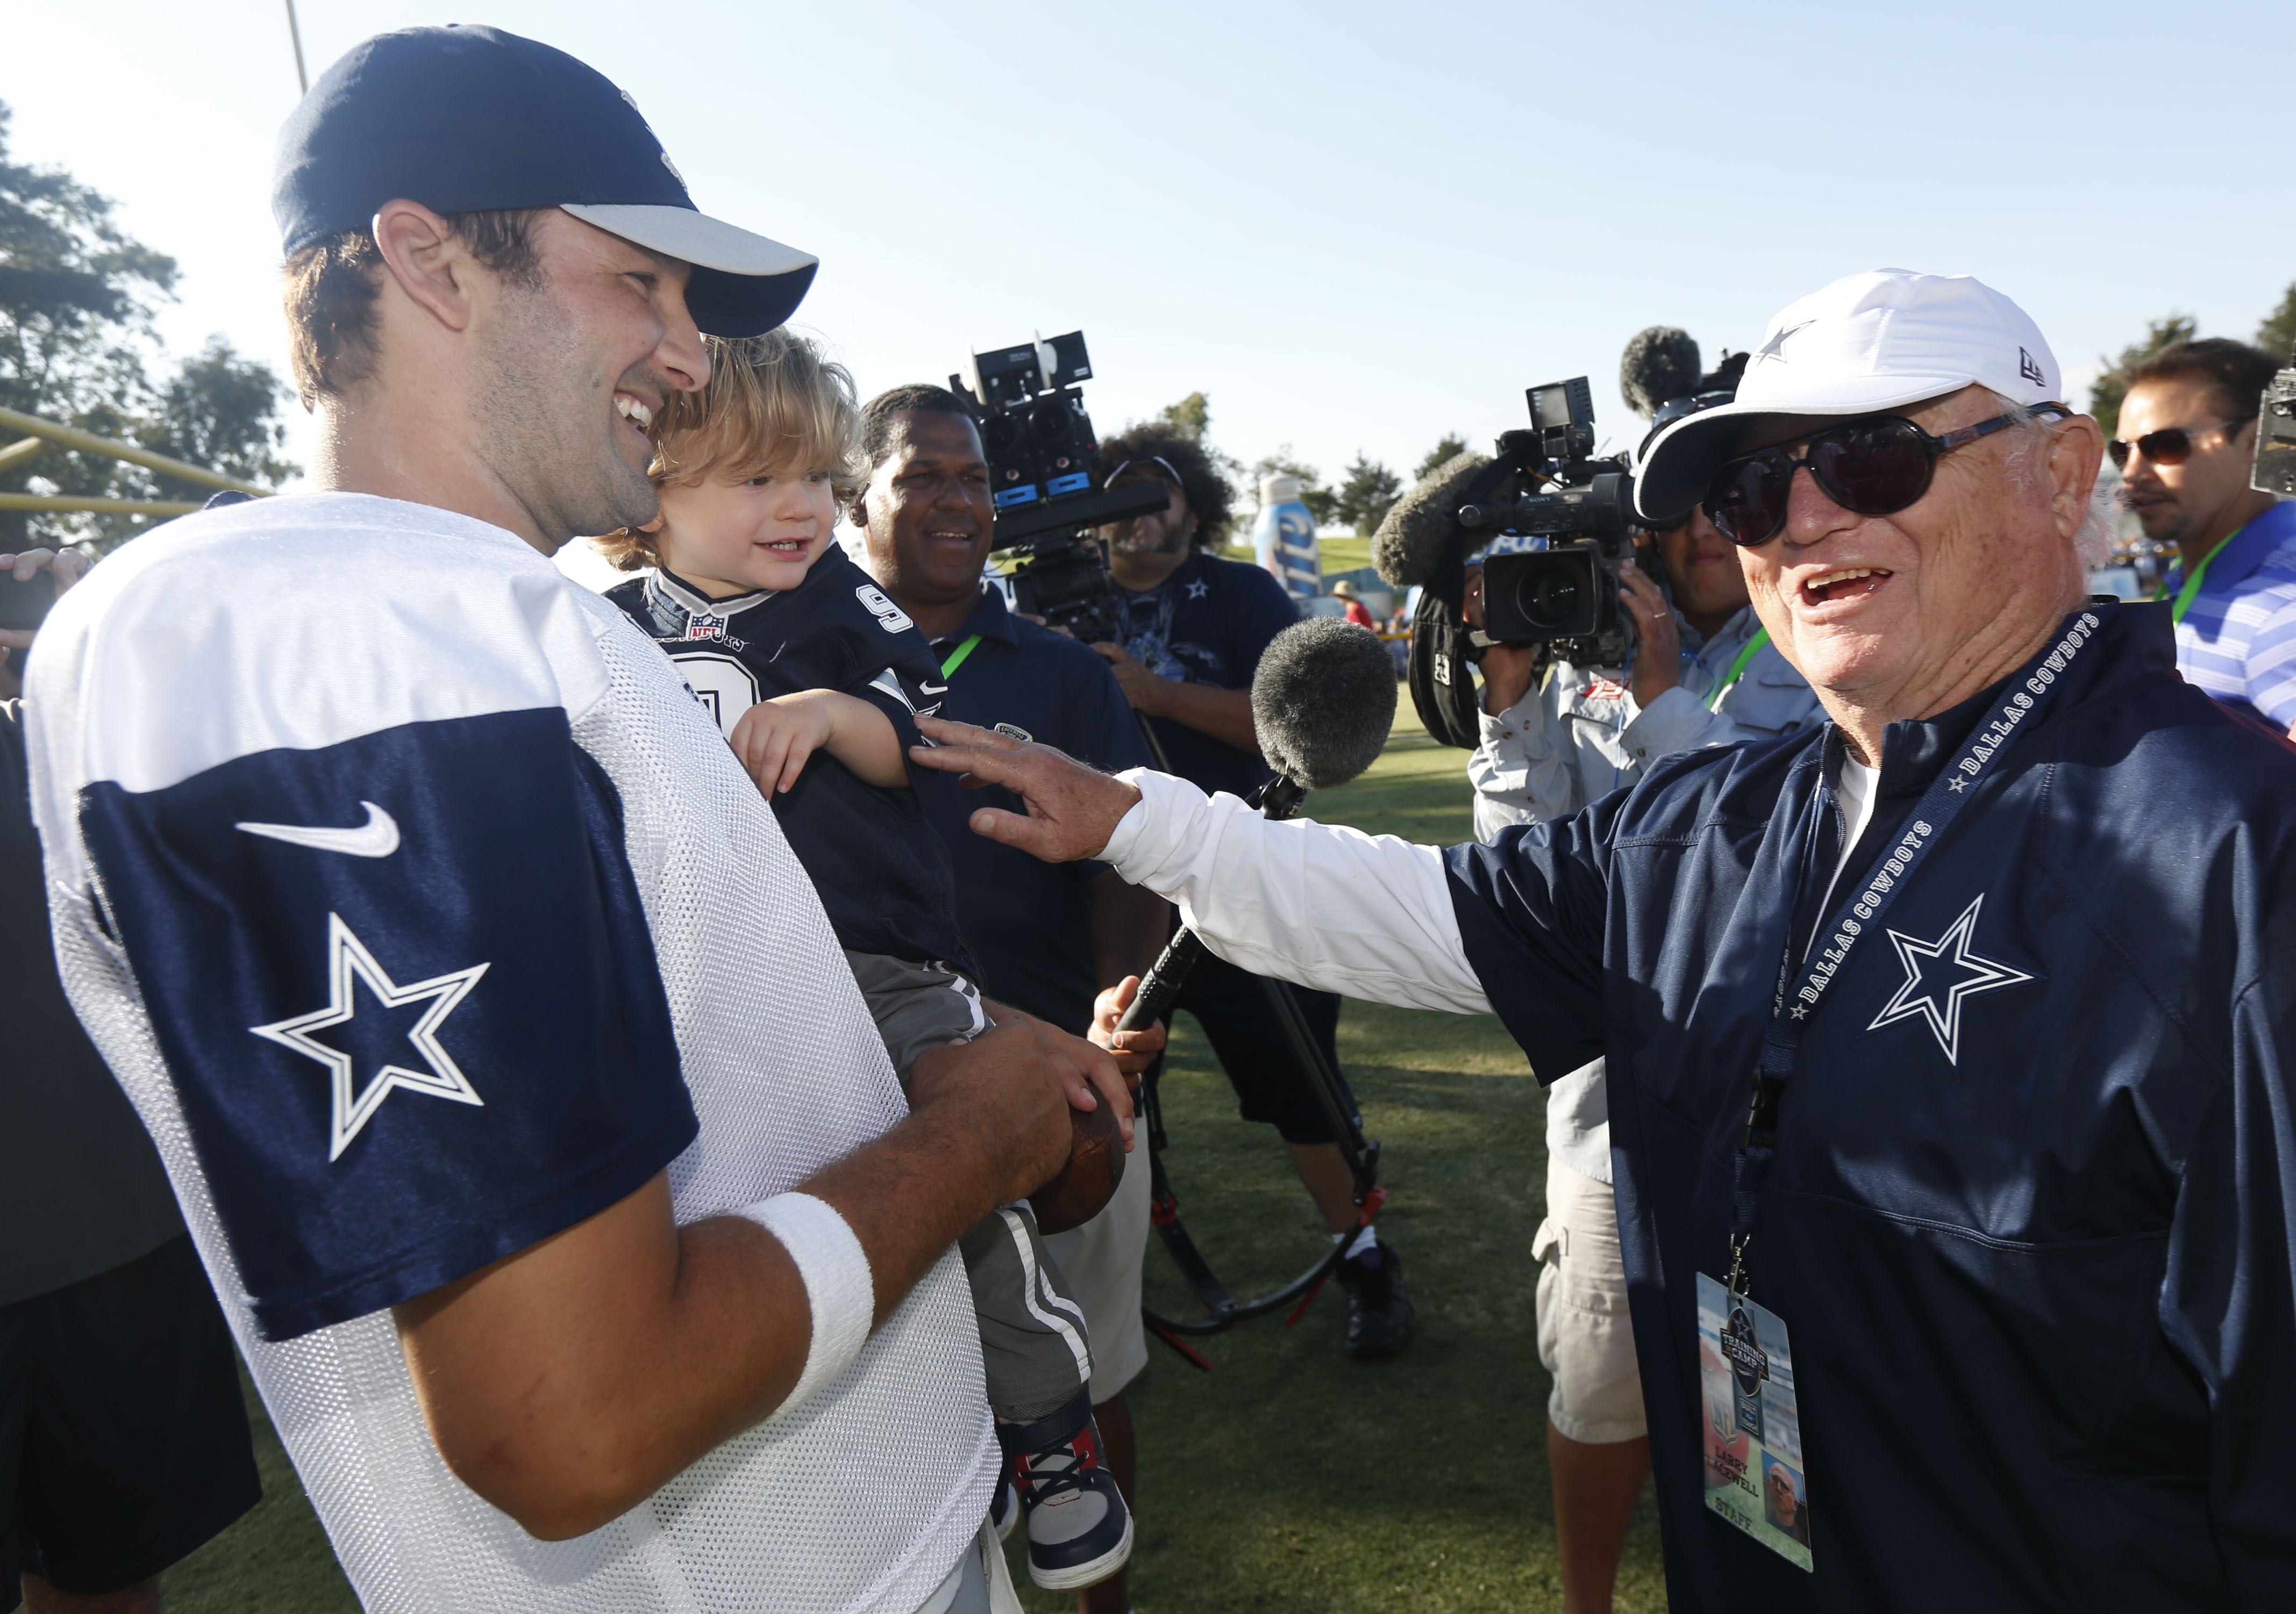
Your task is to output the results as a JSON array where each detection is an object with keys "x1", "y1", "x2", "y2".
[{"x1": 10, "y1": 0, "x2": 2292, "y2": 504}]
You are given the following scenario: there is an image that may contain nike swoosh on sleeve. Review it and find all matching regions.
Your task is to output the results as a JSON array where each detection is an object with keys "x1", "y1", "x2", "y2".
[{"x1": 234, "y1": 802, "x2": 402, "y2": 858}]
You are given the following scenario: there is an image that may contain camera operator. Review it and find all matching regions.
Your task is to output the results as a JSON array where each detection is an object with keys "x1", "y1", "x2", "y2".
[
  {"x1": 915, "y1": 269, "x2": 2296, "y2": 1613},
  {"x1": 1465, "y1": 409, "x2": 1821, "y2": 1611},
  {"x1": 1089, "y1": 426, "x2": 1415, "y2": 1359},
  {"x1": 850, "y1": 382, "x2": 1170, "y2": 1614}
]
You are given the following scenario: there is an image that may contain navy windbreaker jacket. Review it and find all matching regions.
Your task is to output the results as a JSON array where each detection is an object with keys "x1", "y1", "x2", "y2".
[{"x1": 1449, "y1": 601, "x2": 2296, "y2": 1610}]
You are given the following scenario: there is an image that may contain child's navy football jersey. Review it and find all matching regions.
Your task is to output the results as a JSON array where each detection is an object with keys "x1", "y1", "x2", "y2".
[{"x1": 607, "y1": 546, "x2": 975, "y2": 972}]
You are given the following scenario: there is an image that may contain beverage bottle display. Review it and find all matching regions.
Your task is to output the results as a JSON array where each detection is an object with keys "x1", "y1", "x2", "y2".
[{"x1": 1252, "y1": 473, "x2": 1322, "y2": 609}]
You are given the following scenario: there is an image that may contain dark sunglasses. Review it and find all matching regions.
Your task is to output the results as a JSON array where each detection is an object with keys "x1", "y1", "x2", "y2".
[
  {"x1": 1703, "y1": 406, "x2": 2069, "y2": 547},
  {"x1": 2106, "y1": 418, "x2": 2247, "y2": 472}
]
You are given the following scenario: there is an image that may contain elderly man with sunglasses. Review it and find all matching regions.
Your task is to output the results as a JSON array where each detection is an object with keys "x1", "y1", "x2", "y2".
[
  {"x1": 911, "y1": 269, "x2": 2296, "y2": 1612},
  {"x1": 2111, "y1": 339, "x2": 2296, "y2": 735}
]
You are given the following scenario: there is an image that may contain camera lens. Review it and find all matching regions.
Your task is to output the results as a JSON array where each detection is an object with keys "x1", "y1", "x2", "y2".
[
  {"x1": 1520, "y1": 567, "x2": 1580, "y2": 629},
  {"x1": 1032, "y1": 406, "x2": 1073, "y2": 449},
  {"x1": 983, "y1": 415, "x2": 1025, "y2": 458}
]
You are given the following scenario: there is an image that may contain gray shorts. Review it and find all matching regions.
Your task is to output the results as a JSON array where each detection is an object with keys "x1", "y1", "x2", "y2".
[
  {"x1": 842, "y1": 951, "x2": 1087, "y2": 1424},
  {"x1": 843, "y1": 951, "x2": 988, "y2": 1087}
]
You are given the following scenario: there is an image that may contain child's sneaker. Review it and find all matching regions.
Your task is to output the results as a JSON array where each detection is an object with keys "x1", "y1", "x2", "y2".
[{"x1": 999, "y1": 1391, "x2": 1133, "y2": 1590}]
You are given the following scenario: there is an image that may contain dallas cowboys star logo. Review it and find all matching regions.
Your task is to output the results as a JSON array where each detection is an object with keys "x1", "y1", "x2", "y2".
[
  {"x1": 1866, "y1": 894, "x2": 2031, "y2": 1065},
  {"x1": 251, "y1": 913, "x2": 489, "y2": 1161},
  {"x1": 1184, "y1": 579, "x2": 1209, "y2": 599},
  {"x1": 1756, "y1": 319, "x2": 1814, "y2": 363},
  {"x1": 1946, "y1": 774, "x2": 1968, "y2": 792}
]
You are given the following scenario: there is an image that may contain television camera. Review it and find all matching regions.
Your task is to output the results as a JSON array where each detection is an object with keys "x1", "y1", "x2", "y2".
[
  {"x1": 2254, "y1": 337, "x2": 2296, "y2": 499},
  {"x1": 952, "y1": 331, "x2": 1167, "y2": 645},
  {"x1": 1459, "y1": 377, "x2": 1637, "y2": 665}
]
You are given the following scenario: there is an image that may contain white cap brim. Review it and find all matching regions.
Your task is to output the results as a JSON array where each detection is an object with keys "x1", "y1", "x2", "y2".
[{"x1": 560, "y1": 203, "x2": 818, "y2": 338}]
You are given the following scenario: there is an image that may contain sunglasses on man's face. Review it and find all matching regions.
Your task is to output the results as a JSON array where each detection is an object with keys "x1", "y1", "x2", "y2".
[
  {"x1": 1702, "y1": 406, "x2": 2068, "y2": 548},
  {"x1": 2106, "y1": 419, "x2": 2247, "y2": 472}
]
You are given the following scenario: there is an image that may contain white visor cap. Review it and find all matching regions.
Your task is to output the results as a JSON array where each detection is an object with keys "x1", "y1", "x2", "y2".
[{"x1": 1634, "y1": 269, "x2": 2064, "y2": 522}]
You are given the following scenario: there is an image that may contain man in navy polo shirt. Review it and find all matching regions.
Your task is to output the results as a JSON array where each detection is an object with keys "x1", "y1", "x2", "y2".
[
  {"x1": 850, "y1": 384, "x2": 1168, "y2": 1614},
  {"x1": 1089, "y1": 425, "x2": 1415, "y2": 1359},
  {"x1": 2115, "y1": 339, "x2": 2296, "y2": 734}
]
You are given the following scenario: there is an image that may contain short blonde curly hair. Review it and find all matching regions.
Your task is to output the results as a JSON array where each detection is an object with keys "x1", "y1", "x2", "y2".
[{"x1": 595, "y1": 329, "x2": 865, "y2": 571}]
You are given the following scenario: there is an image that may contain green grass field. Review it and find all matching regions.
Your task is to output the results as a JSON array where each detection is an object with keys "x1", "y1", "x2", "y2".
[{"x1": 160, "y1": 705, "x2": 1670, "y2": 1612}]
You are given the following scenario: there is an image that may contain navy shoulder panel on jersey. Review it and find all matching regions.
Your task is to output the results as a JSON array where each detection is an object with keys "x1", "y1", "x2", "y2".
[{"x1": 79, "y1": 706, "x2": 696, "y2": 1341}]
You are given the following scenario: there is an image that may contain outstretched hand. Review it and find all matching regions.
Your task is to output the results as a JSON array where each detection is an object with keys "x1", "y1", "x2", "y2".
[{"x1": 908, "y1": 715, "x2": 1144, "y2": 863}]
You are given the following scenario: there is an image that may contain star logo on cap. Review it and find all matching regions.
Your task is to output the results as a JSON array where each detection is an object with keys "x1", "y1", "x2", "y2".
[
  {"x1": 1756, "y1": 320, "x2": 1814, "y2": 364},
  {"x1": 251, "y1": 913, "x2": 489, "y2": 1161},
  {"x1": 1866, "y1": 894, "x2": 2032, "y2": 1065}
]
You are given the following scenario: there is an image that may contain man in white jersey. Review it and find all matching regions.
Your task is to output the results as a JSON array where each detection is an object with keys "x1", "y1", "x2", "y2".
[{"x1": 23, "y1": 26, "x2": 1125, "y2": 1613}]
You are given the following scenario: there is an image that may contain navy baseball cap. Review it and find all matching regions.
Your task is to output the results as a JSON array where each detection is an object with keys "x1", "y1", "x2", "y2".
[{"x1": 273, "y1": 25, "x2": 815, "y2": 338}]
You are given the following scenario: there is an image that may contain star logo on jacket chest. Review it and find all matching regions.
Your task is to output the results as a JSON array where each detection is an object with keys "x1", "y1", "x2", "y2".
[
  {"x1": 1865, "y1": 894, "x2": 2031, "y2": 1065},
  {"x1": 251, "y1": 913, "x2": 489, "y2": 1161},
  {"x1": 1184, "y1": 579, "x2": 1209, "y2": 599}
]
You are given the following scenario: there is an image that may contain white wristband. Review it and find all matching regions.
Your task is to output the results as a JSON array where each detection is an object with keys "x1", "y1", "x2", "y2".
[{"x1": 739, "y1": 1191, "x2": 875, "y2": 1417}]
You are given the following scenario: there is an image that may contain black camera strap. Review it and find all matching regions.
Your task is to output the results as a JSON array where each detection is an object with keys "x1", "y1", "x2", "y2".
[{"x1": 1727, "y1": 608, "x2": 2103, "y2": 1300}]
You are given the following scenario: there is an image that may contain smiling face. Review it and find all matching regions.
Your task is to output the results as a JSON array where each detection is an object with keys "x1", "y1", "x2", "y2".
[
  {"x1": 2115, "y1": 373, "x2": 2260, "y2": 547},
  {"x1": 853, "y1": 409, "x2": 995, "y2": 608},
  {"x1": 652, "y1": 467, "x2": 838, "y2": 596},
  {"x1": 1652, "y1": 504, "x2": 1749, "y2": 631},
  {"x1": 1732, "y1": 386, "x2": 2095, "y2": 731},
  {"x1": 469, "y1": 210, "x2": 709, "y2": 544}
]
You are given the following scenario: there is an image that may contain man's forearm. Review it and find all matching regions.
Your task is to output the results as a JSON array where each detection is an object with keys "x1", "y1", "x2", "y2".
[
  {"x1": 397, "y1": 1024, "x2": 1100, "y2": 1539},
  {"x1": 796, "y1": 1092, "x2": 1037, "y2": 1329},
  {"x1": 1101, "y1": 768, "x2": 1492, "y2": 1015},
  {"x1": 1146, "y1": 679, "x2": 1260, "y2": 754}
]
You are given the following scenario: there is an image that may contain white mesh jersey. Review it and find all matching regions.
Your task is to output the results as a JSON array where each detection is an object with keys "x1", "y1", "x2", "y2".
[{"x1": 24, "y1": 493, "x2": 993, "y2": 1612}]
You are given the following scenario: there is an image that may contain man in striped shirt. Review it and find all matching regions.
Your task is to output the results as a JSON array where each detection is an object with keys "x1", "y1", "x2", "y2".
[{"x1": 2117, "y1": 339, "x2": 2296, "y2": 733}]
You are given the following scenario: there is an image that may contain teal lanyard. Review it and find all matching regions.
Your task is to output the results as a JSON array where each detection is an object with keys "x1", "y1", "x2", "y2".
[
  {"x1": 938, "y1": 634, "x2": 983, "y2": 680},
  {"x1": 1707, "y1": 627, "x2": 1772, "y2": 713}
]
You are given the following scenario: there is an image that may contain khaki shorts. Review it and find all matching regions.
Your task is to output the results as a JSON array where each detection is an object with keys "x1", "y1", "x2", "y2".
[
  {"x1": 1534, "y1": 1155, "x2": 1646, "y2": 1444},
  {"x1": 1039, "y1": 1128, "x2": 1152, "y2": 1404}
]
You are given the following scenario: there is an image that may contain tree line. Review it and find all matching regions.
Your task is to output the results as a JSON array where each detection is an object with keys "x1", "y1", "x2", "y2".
[{"x1": 0, "y1": 99, "x2": 294, "y2": 550}]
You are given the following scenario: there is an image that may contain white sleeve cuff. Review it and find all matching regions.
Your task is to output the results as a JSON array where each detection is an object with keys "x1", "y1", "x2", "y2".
[
  {"x1": 1101, "y1": 767, "x2": 1492, "y2": 1016},
  {"x1": 1097, "y1": 780, "x2": 1160, "y2": 873},
  {"x1": 739, "y1": 1191, "x2": 875, "y2": 1417}
]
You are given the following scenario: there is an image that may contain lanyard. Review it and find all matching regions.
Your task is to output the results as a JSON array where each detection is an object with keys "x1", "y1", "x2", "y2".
[
  {"x1": 1725, "y1": 608, "x2": 2106, "y2": 1298},
  {"x1": 1706, "y1": 627, "x2": 1773, "y2": 713},
  {"x1": 937, "y1": 633, "x2": 984, "y2": 680},
  {"x1": 2159, "y1": 522, "x2": 2247, "y2": 624}
]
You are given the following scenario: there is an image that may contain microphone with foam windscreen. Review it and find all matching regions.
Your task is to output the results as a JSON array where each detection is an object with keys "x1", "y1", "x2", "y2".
[
  {"x1": 1115, "y1": 618, "x2": 1397, "y2": 1038},
  {"x1": 1620, "y1": 326, "x2": 1703, "y2": 421},
  {"x1": 1373, "y1": 449, "x2": 1490, "y2": 589},
  {"x1": 1252, "y1": 617, "x2": 1398, "y2": 793}
]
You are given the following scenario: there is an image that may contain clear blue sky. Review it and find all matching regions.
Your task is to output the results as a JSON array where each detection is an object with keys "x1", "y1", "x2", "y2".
[{"x1": 9, "y1": 0, "x2": 2292, "y2": 503}]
